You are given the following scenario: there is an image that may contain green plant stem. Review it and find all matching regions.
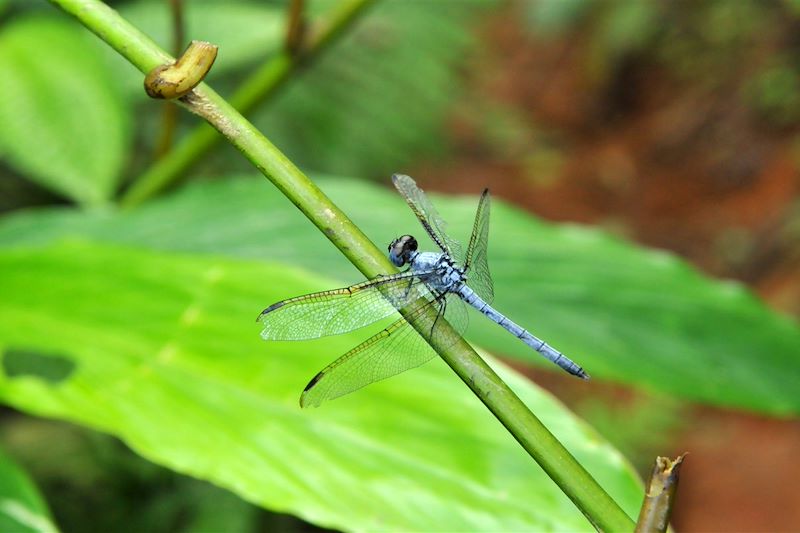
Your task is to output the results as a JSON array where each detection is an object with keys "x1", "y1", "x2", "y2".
[
  {"x1": 285, "y1": 0, "x2": 306, "y2": 55},
  {"x1": 118, "y1": 0, "x2": 373, "y2": 208},
  {"x1": 152, "y1": 0, "x2": 185, "y2": 158},
  {"x1": 49, "y1": 1, "x2": 635, "y2": 529}
]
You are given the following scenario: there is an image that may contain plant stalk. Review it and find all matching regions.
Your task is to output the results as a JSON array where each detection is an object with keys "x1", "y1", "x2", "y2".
[
  {"x1": 152, "y1": 0, "x2": 185, "y2": 157},
  {"x1": 49, "y1": 0, "x2": 635, "y2": 529},
  {"x1": 635, "y1": 454, "x2": 686, "y2": 533}
]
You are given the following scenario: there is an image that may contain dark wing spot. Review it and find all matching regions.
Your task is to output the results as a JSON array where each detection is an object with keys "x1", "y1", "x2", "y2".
[
  {"x1": 256, "y1": 301, "x2": 285, "y2": 322},
  {"x1": 303, "y1": 371, "x2": 324, "y2": 392}
]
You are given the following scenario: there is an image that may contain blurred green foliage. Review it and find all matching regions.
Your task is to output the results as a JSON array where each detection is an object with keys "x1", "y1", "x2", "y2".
[
  {"x1": 746, "y1": 61, "x2": 800, "y2": 126},
  {"x1": 2, "y1": 416, "x2": 263, "y2": 533},
  {"x1": 0, "y1": 444, "x2": 56, "y2": 533},
  {"x1": 0, "y1": 0, "x2": 483, "y2": 207},
  {"x1": 253, "y1": 1, "x2": 478, "y2": 177},
  {"x1": 0, "y1": 16, "x2": 129, "y2": 205}
]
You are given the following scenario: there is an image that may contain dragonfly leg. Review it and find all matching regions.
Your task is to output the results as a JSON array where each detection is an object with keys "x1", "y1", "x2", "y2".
[{"x1": 428, "y1": 291, "x2": 447, "y2": 340}]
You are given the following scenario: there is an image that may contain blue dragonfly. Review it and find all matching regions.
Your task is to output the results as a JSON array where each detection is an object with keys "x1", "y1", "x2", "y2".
[{"x1": 258, "y1": 174, "x2": 589, "y2": 407}]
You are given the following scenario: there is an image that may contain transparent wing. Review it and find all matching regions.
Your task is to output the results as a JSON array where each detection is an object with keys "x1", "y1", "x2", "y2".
[
  {"x1": 300, "y1": 292, "x2": 468, "y2": 407},
  {"x1": 392, "y1": 174, "x2": 463, "y2": 261},
  {"x1": 258, "y1": 271, "x2": 433, "y2": 340},
  {"x1": 464, "y1": 189, "x2": 494, "y2": 304}
]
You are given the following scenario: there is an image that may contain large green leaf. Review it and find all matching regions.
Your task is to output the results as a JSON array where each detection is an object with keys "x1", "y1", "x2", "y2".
[
  {"x1": 0, "y1": 242, "x2": 642, "y2": 531},
  {"x1": 0, "y1": 176, "x2": 797, "y2": 415},
  {"x1": 0, "y1": 447, "x2": 57, "y2": 533},
  {"x1": 0, "y1": 16, "x2": 129, "y2": 205}
]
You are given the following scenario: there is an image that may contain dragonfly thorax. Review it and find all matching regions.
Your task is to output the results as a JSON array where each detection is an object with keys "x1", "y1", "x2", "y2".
[{"x1": 411, "y1": 251, "x2": 465, "y2": 293}]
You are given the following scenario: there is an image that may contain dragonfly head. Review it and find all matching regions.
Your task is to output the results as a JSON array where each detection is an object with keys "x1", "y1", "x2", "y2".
[{"x1": 388, "y1": 235, "x2": 418, "y2": 267}]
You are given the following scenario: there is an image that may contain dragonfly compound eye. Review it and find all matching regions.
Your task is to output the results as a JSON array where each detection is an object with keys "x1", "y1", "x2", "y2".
[{"x1": 388, "y1": 235, "x2": 417, "y2": 267}]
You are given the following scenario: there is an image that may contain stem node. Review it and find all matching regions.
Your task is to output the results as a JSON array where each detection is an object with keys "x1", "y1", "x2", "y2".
[{"x1": 144, "y1": 40, "x2": 218, "y2": 99}]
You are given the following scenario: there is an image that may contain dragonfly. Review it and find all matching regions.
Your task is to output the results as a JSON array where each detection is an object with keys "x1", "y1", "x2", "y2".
[{"x1": 258, "y1": 174, "x2": 589, "y2": 407}]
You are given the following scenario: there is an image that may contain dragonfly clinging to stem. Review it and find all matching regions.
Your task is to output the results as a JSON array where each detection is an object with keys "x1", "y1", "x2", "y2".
[{"x1": 258, "y1": 174, "x2": 589, "y2": 407}]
